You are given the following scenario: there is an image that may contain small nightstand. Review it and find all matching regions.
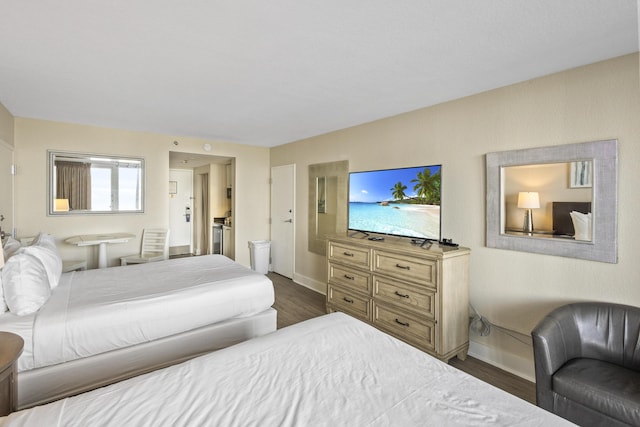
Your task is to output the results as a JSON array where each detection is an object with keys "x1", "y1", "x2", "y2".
[{"x1": 0, "y1": 332, "x2": 24, "y2": 416}]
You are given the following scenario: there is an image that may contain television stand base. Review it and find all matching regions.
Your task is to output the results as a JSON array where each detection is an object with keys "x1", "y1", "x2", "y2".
[
  {"x1": 348, "y1": 230, "x2": 370, "y2": 238},
  {"x1": 410, "y1": 238, "x2": 437, "y2": 247}
]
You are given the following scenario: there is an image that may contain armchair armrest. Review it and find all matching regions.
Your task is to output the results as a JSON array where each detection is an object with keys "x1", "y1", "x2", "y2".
[{"x1": 531, "y1": 306, "x2": 581, "y2": 409}]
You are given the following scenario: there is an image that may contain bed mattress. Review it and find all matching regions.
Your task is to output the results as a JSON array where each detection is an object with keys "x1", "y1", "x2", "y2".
[
  {"x1": 1, "y1": 313, "x2": 574, "y2": 427},
  {"x1": 0, "y1": 255, "x2": 274, "y2": 372}
]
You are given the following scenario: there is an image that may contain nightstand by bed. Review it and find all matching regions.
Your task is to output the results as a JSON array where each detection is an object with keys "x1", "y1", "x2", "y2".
[{"x1": 0, "y1": 332, "x2": 23, "y2": 416}]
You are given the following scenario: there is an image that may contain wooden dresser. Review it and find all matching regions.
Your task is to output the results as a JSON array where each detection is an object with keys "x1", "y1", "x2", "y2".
[{"x1": 326, "y1": 234, "x2": 470, "y2": 362}]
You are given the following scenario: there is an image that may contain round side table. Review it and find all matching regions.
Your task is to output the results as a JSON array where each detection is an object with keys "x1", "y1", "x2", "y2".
[{"x1": 0, "y1": 332, "x2": 24, "y2": 416}]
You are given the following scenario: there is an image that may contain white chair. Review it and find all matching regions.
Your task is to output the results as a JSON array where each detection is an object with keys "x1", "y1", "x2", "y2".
[{"x1": 120, "y1": 228, "x2": 170, "y2": 266}]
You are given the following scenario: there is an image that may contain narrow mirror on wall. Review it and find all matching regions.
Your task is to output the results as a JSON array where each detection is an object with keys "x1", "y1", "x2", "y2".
[{"x1": 308, "y1": 160, "x2": 348, "y2": 256}]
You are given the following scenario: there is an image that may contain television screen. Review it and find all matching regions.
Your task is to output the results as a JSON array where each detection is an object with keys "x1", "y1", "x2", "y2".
[{"x1": 348, "y1": 165, "x2": 442, "y2": 241}]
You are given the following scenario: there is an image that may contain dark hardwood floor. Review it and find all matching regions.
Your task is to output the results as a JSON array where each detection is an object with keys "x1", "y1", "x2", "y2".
[
  {"x1": 270, "y1": 272, "x2": 327, "y2": 329},
  {"x1": 268, "y1": 272, "x2": 536, "y2": 405}
]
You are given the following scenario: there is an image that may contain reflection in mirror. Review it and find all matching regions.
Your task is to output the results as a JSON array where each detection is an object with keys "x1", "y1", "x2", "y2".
[
  {"x1": 316, "y1": 176, "x2": 337, "y2": 237},
  {"x1": 308, "y1": 161, "x2": 348, "y2": 255},
  {"x1": 317, "y1": 176, "x2": 327, "y2": 214},
  {"x1": 502, "y1": 162, "x2": 593, "y2": 241},
  {"x1": 48, "y1": 151, "x2": 145, "y2": 215},
  {"x1": 486, "y1": 139, "x2": 617, "y2": 263}
]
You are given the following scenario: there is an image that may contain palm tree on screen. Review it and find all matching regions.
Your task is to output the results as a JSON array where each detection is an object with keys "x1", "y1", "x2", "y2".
[
  {"x1": 411, "y1": 168, "x2": 441, "y2": 205},
  {"x1": 391, "y1": 182, "x2": 407, "y2": 201}
]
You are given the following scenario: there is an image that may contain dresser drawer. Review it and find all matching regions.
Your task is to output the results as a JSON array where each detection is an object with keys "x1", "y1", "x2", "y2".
[
  {"x1": 372, "y1": 250, "x2": 437, "y2": 285},
  {"x1": 372, "y1": 302, "x2": 435, "y2": 352},
  {"x1": 373, "y1": 275, "x2": 436, "y2": 319},
  {"x1": 328, "y1": 241, "x2": 370, "y2": 269},
  {"x1": 329, "y1": 263, "x2": 371, "y2": 294},
  {"x1": 327, "y1": 284, "x2": 370, "y2": 321}
]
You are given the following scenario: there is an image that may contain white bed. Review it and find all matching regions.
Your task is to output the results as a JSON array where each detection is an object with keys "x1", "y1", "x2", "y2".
[
  {"x1": 0, "y1": 252, "x2": 276, "y2": 409},
  {"x1": 0, "y1": 313, "x2": 573, "y2": 427}
]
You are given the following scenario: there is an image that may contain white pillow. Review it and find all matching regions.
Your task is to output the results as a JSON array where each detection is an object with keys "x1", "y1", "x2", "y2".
[
  {"x1": 28, "y1": 233, "x2": 63, "y2": 289},
  {"x1": 30, "y1": 232, "x2": 56, "y2": 252},
  {"x1": 22, "y1": 246, "x2": 63, "y2": 290},
  {"x1": 3, "y1": 236, "x2": 22, "y2": 262},
  {"x1": 2, "y1": 251, "x2": 52, "y2": 316},
  {"x1": 570, "y1": 211, "x2": 592, "y2": 241},
  {"x1": 1, "y1": 237, "x2": 22, "y2": 313}
]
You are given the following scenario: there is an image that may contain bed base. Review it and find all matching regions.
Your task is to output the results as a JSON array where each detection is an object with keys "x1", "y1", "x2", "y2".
[{"x1": 17, "y1": 307, "x2": 277, "y2": 409}]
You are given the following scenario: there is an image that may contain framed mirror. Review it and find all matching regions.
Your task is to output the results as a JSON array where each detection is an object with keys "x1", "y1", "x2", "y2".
[
  {"x1": 48, "y1": 151, "x2": 145, "y2": 215},
  {"x1": 308, "y1": 160, "x2": 348, "y2": 255},
  {"x1": 486, "y1": 139, "x2": 617, "y2": 263}
]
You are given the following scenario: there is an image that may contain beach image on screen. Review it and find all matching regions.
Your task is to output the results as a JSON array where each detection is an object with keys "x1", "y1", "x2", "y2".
[{"x1": 348, "y1": 165, "x2": 441, "y2": 239}]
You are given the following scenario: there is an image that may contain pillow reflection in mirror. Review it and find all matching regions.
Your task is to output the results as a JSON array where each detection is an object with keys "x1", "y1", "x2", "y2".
[{"x1": 570, "y1": 211, "x2": 592, "y2": 241}]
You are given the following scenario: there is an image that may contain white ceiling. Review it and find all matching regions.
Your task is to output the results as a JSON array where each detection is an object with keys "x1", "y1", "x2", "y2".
[{"x1": 0, "y1": 1, "x2": 638, "y2": 148}]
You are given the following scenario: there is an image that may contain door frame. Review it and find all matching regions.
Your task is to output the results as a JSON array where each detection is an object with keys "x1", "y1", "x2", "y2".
[{"x1": 0, "y1": 139, "x2": 14, "y2": 238}]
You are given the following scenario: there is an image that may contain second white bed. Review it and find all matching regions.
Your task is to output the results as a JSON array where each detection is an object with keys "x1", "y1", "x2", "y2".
[{"x1": 1, "y1": 313, "x2": 573, "y2": 427}]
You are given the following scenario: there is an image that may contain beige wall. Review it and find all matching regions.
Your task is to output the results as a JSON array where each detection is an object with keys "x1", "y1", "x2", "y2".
[
  {"x1": 0, "y1": 102, "x2": 14, "y2": 146},
  {"x1": 13, "y1": 118, "x2": 270, "y2": 268},
  {"x1": 271, "y1": 53, "x2": 640, "y2": 379}
]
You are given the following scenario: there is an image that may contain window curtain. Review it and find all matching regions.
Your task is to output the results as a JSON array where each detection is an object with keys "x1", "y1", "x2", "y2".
[{"x1": 56, "y1": 161, "x2": 91, "y2": 210}]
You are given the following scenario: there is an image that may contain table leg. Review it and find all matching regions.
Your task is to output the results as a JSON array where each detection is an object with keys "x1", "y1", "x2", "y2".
[{"x1": 97, "y1": 242, "x2": 108, "y2": 268}]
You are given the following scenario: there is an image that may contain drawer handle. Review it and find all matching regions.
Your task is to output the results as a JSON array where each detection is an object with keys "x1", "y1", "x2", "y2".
[
  {"x1": 395, "y1": 318, "x2": 410, "y2": 327},
  {"x1": 394, "y1": 291, "x2": 410, "y2": 298},
  {"x1": 395, "y1": 263, "x2": 410, "y2": 270},
  {"x1": 343, "y1": 252, "x2": 354, "y2": 257},
  {"x1": 343, "y1": 297, "x2": 354, "y2": 304},
  {"x1": 343, "y1": 274, "x2": 355, "y2": 280}
]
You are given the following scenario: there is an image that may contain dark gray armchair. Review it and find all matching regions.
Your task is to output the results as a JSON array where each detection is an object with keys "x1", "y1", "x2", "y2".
[{"x1": 531, "y1": 302, "x2": 640, "y2": 426}]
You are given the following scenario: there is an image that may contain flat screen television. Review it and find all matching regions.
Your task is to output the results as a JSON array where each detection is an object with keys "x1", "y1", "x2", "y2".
[{"x1": 348, "y1": 165, "x2": 442, "y2": 242}]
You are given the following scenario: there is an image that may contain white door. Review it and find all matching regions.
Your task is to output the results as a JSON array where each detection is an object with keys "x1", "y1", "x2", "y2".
[
  {"x1": 0, "y1": 141, "x2": 13, "y2": 238},
  {"x1": 169, "y1": 169, "x2": 193, "y2": 255},
  {"x1": 270, "y1": 164, "x2": 295, "y2": 278}
]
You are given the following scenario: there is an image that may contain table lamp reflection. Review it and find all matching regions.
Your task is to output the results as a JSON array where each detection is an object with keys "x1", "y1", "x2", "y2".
[
  {"x1": 54, "y1": 199, "x2": 70, "y2": 212},
  {"x1": 518, "y1": 192, "x2": 540, "y2": 234}
]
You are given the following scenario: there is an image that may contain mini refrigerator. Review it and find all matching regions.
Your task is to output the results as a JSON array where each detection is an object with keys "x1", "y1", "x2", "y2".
[{"x1": 211, "y1": 223, "x2": 223, "y2": 254}]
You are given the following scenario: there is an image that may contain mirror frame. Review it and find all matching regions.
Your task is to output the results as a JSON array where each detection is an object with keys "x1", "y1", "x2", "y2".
[
  {"x1": 486, "y1": 139, "x2": 618, "y2": 263},
  {"x1": 48, "y1": 150, "x2": 146, "y2": 215},
  {"x1": 308, "y1": 160, "x2": 349, "y2": 255}
]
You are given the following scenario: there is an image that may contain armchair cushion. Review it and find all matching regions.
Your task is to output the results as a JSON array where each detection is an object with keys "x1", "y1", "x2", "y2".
[{"x1": 553, "y1": 358, "x2": 640, "y2": 426}]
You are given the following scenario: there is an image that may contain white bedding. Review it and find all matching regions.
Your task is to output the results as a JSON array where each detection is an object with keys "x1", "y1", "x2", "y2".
[
  {"x1": 0, "y1": 313, "x2": 34, "y2": 370},
  {"x1": 1, "y1": 313, "x2": 574, "y2": 427},
  {"x1": 0, "y1": 255, "x2": 274, "y2": 372}
]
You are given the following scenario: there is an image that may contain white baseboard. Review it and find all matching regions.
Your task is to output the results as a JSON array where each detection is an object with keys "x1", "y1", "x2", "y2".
[
  {"x1": 468, "y1": 340, "x2": 535, "y2": 383},
  {"x1": 291, "y1": 272, "x2": 326, "y2": 295}
]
